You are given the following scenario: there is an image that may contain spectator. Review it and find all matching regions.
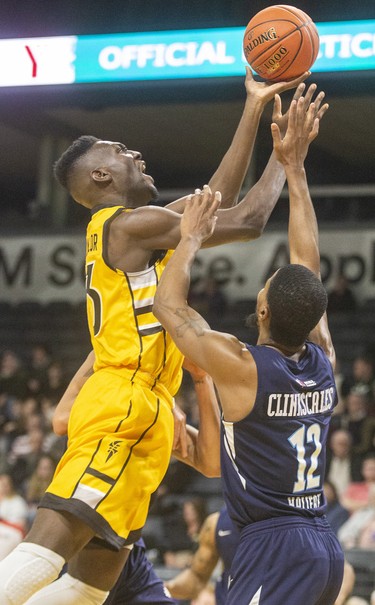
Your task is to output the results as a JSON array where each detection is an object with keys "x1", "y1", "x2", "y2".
[
  {"x1": 357, "y1": 511, "x2": 375, "y2": 549},
  {"x1": 324, "y1": 480, "x2": 350, "y2": 535},
  {"x1": 332, "y1": 388, "x2": 374, "y2": 455},
  {"x1": 327, "y1": 274, "x2": 357, "y2": 315},
  {"x1": 188, "y1": 276, "x2": 227, "y2": 329},
  {"x1": 162, "y1": 497, "x2": 208, "y2": 569},
  {"x1": 6, "y1": 413, "x2": 46, "y2": 488},
  {"x1": 341, "y1": 453, "x2": 375, "y2": 514},
  {"x1": 0, "y1": 350, "x2": 28, "y2": 400},
  {"x1": 0, "y1": 394, "x2": 18, "y2": 465},
  {"x1": 41, "y1": 360, "x2": 67, "y2": 403},
  {"x1": 326, "y1": 429, "x2": 363, "y2": 498},
  {"x1": 338, "y1": 485, "x2": 375, "y2": 549},
  {"x1": 24, "y1": 454, "x2": 56, "y2": 519},
  {"x1": 341, "y1": 354, "x2": 375, "y2": 410},
  {"x1": 0, "y1": 473, "x2": 29, "y2": 560}
]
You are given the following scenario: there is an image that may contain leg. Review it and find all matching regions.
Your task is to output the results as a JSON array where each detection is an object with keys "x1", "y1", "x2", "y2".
[
  {"x1": 68, "y1": 540, "x2": 130, "y2": 591},
  {"x1": 22, "y1": 543, "x2": 130, "y2": 604},
  {"x1": 25, "y1": 508, "x2": 96, "y2": 560},
  {"x1": 0, "y1": 508, "x2": 96, "y2": 605}
]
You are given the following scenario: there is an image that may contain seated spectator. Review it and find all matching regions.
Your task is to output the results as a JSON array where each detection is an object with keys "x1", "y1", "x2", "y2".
[
  {"x1": 327, "y1": 274, "x2": 357, "y2": 314},
  {"x1": 357, "y1": 511, "x2": 375, "y2": 549},
  {"x1": 41, "y1": 360, "x2": 67, "y2": 403},
  {"x1": 341, "y1": 453, "x2": 375, "y2": 514},
  {"x1": 338, "y1": 485, "x2": 375, "y2": 550},
  {"x1": 24, "y1": 453, "x2": 56, "y2": 519},
  {"x1": 326, "y1": 429, "x2": 363, "y2": 498},
  {"x1": 332, "y1": 388, "x2": 374, "y2": 456},
  {"x1": 0, "y1": 473, "x2": 29, "y2": 560},
  {"x1": 6, "y1": 413, "x2": 46, "y2": 488},
  {"x1": 0, "y1": 393, "x2": 18, "y2": 465},
  {"x1": 162, "y1": 497, "x2": 208, "y2": 569},
  {"x1": 324, "y1": 480, "x2": 350, "y2": 535},
  {"x1": 341, "y1": 354, "x2": 375, "y2": 412},
  {"x1": 0, "y1": 350, "x2": 28, "y2": 400},
  {"x1": 188, "y1": 276, "x2": 227, "y2": 329}
]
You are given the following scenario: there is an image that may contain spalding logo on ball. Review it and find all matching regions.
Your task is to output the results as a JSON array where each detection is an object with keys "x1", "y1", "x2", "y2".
[{"x1": 243, "y1": 4, "x2": 319, "y2": 81}]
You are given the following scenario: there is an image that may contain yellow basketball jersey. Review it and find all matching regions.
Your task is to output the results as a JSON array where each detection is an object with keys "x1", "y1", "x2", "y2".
[{"x1": 85, "y1": 205, "x2": 183, "y2": 396}]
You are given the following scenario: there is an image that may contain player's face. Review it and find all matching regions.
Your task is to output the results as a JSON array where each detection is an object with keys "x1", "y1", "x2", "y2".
[
  {"x1": 93, "y1": 140, "x2": 158, "y2": 204},
  {"x1": 246, "y1": 271, "x2": 278, "y2": 331}
]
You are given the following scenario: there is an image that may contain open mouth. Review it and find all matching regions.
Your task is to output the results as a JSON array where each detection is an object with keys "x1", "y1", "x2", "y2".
[{"x1": 138, "y1": 160, "x2": 146, "y2": 173}]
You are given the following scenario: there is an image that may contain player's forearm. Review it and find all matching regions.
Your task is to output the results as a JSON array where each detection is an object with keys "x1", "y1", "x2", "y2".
[
  {"x1": 286, "y1": 165, "x2": 320, "y2": 276},
  {"x1": 208, "y1": 96, "x2": 264, "y2": 208},
  {"x1": 235, "y1": 151, "x2": 285, "y2": 232},
  {"x1": 52, "y1": 350, "x2": 95, "y2": 435},
  {"x1": 154, "y1": 235, "x2": 199, "y2": 323},
  {"x1": 191, "y1": 375, "x2": 221, "y2": 477},
  {"x1": 165, "y1": 569, "x2": 208, "y2": 600}
]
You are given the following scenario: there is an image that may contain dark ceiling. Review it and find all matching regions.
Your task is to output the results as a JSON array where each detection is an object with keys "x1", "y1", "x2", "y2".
[{"x1": 0, "y1": 0, "x2": 374, "y2": 225}]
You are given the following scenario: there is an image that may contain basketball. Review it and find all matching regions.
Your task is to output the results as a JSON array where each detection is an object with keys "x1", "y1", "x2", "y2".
[{"x1": 243, "y1": 5, "x2": 319, "y2": 82}]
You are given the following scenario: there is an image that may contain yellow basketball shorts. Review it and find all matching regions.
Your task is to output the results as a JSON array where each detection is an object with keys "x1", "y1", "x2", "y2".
[{"x1": 39, "y1": 367, "x2": 174, "y2": 550}]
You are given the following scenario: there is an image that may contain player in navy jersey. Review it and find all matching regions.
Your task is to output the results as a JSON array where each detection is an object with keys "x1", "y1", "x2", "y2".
[
  {"x1": 154, "y1": 88, "x2": 345, "y2": 604},
  {"x1": 166, "y1": 506, "x2": 354, "y2": 605}
]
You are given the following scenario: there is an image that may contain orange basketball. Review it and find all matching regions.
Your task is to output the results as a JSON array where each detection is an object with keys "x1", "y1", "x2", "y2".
[{"x1": 243, "y1": 5, "x2": 319, "y2": 81}]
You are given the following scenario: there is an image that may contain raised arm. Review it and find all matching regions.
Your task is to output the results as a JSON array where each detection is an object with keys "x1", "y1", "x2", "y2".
[
  {"x1": 153, "y1": 188, "x2": 258, "y2": 423},
  {"x1": 271, "y1": 89, "x2": 335, "y2": 366},
  {"x1": 165, "y1": 69, "x2": 308, "y2": 214},
  {"x1": 172, "y1": 359, "x2": 221, "y2": 477},
  {"x1": 165, "y1": 511, "x2": 220, "y2": 600}
]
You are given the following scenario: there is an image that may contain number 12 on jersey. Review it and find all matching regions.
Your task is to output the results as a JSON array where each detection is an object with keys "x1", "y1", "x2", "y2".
[{"x1": 288, "y1": 424, "x2": 322, "y2": 493}]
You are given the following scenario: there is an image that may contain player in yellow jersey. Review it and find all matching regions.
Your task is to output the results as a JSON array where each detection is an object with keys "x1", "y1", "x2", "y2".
[{"x1": 0, "y1": 69, "x2": 314, "y2": 605}]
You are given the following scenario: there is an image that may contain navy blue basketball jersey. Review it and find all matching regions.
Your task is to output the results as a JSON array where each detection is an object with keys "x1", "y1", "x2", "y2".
[
  {"x1": 221, "y1": 341, "x2": 337, "y2": 529},
  {"x1": 215, "y1": 507, "x2": 240, "y2": 605}
]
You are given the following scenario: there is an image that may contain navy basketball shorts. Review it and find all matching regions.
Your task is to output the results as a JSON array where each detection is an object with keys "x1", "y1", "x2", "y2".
[
  {"x1": 226, "y1": 516, "x2": 344, "y2": 605},
  {"x1": 103, "y1": 543, "x2": 177, "y2": 605}
]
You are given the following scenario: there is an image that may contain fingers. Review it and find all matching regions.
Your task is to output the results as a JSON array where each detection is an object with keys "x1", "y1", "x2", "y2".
[
  {"x1": 270, "y1": 121, "x2": 282, "y2": 148},
  {"x1": 303, "y1": 83, "x2": 317, "y2": 106},
  {"x1": 276, "y1": 70, "x2": 310, "y2": 92},
  {"x1": 316, "y1": 102, "x2": 329, "y2": 121},
  {"x1": 191, "y1": 185, "x2": 221, "y2": 212},
  {"x1": 292, "y1": 82, "x2": 306, "y2": 101},
  {"x1": 272, "y1": 94, "x2": 282, "y2": 119}
]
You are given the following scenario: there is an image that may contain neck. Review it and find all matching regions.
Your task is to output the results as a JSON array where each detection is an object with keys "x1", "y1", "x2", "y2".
[{"x1": 258, "y1": 336, "x2": 305, "y2": 358}]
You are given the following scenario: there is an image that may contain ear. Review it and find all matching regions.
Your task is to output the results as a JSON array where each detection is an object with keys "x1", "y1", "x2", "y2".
[
  {"x1": 91, "y1": 168, "x2": 112, "y2": 183},
  {"x1": 258, "y1": 304, "x2": 270, "y2": 323}
]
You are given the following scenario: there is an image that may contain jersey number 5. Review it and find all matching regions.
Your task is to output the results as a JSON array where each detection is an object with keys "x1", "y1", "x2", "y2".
[{"x1": 86, "y1": 262, "x2": 103, "y2": 336}]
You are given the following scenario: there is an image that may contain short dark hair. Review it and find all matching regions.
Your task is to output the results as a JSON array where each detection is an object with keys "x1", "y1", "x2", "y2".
[
  {"x1": 53, "y1": 135, "x2": 99, "y2": 189},
  {"x1": 267, "y1": 264, "x2": 327, "y2": 348}
]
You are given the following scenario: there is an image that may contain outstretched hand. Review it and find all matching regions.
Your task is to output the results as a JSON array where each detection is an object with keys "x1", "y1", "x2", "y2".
[
  {"x1": 272, "y1": 83, "x2": 327, "y2": 136},
  {"x1": 180, "y1": 185, "x2": 221, "y2": 243},
  {"x1": 244, "y1": 65, "x2": 310, "y2": 106},
  {"x1": 271, "y1": 91, "x2": 329, "y2": 168}
]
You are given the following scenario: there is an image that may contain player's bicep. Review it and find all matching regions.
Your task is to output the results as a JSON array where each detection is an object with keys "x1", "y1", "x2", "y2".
[
  {"x1": 164, "y1": 305, "x2": 244, "y2": 384},
  {"x1": 118, "y1": 206, "x2": 182, "y2": 250}
]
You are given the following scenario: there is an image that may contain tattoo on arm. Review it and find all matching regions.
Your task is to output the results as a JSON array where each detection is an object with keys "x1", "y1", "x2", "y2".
[{"x1": 175, "y1": 308, "x2": 207, "y2": 337}]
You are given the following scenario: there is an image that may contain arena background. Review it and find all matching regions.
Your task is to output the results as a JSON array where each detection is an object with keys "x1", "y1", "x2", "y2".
[{"x1": 0, "y1": 1, "x2": 374, "y2": 601}]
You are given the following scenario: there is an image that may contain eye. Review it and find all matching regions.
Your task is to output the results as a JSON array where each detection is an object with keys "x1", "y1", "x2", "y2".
[{"x1": 115, "y1": 144, "x2": 127, "y2": 153}]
